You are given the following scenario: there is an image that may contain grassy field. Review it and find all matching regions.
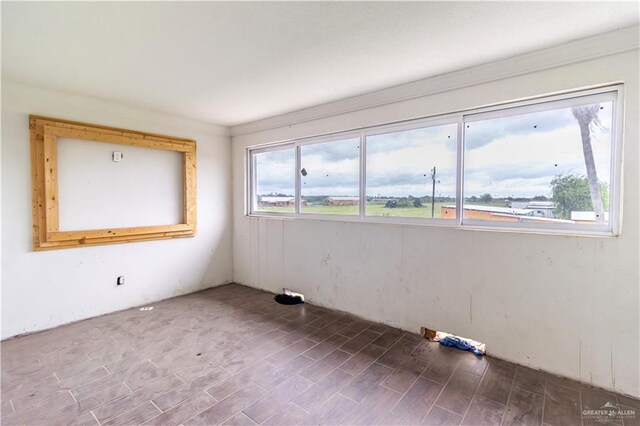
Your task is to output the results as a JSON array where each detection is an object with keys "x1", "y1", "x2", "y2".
[{"x1": 255, "y1": 200, "x2": 510, "y2": 217}]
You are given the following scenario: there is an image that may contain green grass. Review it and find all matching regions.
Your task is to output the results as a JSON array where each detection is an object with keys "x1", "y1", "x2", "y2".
[
  {"x1": 366, "y1": 202, "x2": 448, "y2": 218},
  {"x1": 255, "y1": 200, "x2": 510, "y2": 217}
]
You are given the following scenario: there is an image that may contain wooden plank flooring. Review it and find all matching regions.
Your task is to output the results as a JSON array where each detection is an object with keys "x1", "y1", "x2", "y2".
[{"x1": 1, "y1": 284, "x2": 638, "y2": 425}]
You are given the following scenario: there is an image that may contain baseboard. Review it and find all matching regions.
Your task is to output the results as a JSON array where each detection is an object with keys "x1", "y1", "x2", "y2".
[{"x1": 1, "y1": 280, "x2": 233, "y2": 342}]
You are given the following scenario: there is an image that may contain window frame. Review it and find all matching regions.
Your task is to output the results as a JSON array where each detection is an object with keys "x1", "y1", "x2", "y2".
[
  {"x1": 246, "y1": 84, "x2": 624, "y2": 237},
  {"x1": 248, "y1": 144, "x2": 297, "y2": 217},
  {"x1": 362, "y1": 114, "x2": 460, "y2": 225},
  {"x1": 461, "y1": 89, "x2": 621, "y2": 236},
  {"x1": 296, "y1": 131, "x2": 363, "y2": 218}
]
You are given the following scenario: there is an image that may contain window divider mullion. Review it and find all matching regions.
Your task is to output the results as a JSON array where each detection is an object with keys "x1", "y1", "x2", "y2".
[
  {"x1": 295, "y1": 144, "x2": 301, "y2": 215},
  {"x1": 359, "y1": 132, "x2": 366, "y2": 220},
  {"x1": 251, "y1": 151, "x2": 257, "y2": 215},
  {"x1": 456, "y1": 116, "x2": 464, "y2": 227}
]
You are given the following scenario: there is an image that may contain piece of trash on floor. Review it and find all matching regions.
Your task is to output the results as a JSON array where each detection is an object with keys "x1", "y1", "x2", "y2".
[
  {"x1": 274, "y1": 292, "x2": 304, "y2": 305},
  {"x1": 440, "y1": 335, "x2": 485, "y2": 356},
  {"x1": 421, "y1": 327, "x2": 485, "y2": 356},
  {"x1": 140, "y1": 307, "x2": 154, "y2": 311},
  {"x1": 421, "y1": 327, "x2": 438, "y2": 340}
]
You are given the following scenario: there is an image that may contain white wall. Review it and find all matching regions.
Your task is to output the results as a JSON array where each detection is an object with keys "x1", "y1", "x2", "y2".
[
  {"x1": 57, "y1": 138, "x2": 184, "y2": 230},
  {"x1": 1, "y1": 81, "x2": 233, "y2": 339},
  {"x1": 231, "y1": 49, "x2": 640, "y2": 397}
]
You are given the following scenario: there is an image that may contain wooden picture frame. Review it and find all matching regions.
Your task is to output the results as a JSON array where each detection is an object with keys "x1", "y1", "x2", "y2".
[{"x1": 30, "y1": 115, "x2": 197, "y2": 250}]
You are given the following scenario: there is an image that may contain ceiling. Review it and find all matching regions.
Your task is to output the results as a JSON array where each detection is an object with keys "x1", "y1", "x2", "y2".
[{"x1": 2, "y1": 2, "x2": 638, "y2": 127}]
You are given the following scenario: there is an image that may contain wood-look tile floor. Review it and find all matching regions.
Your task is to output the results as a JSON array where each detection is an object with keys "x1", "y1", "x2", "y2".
[{"x1": 1, "y1": 284, "x2": 638, "y2": 426}]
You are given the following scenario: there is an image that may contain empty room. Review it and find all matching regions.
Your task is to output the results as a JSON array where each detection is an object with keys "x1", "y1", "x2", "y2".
[{"x1": 1, "y1": 2, "x2": 639, "y2": 425}]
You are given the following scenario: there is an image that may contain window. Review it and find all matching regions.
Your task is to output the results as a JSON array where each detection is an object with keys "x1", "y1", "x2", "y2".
[
  {"x1": 252, "y1": 147, "x2": 295, "y2": 213},
  {"x1": 463, "y1": 93, "x2": 616, "y2": 230},
  {"x1": 366, "y1": 122, "x2": 458, "y2": 219},
  {"x1": 248, "y1": 85, "x2": 622, "y2": 236},
  {"x1": 300, "y1": 136, "x2": 360, "y2": 215}
]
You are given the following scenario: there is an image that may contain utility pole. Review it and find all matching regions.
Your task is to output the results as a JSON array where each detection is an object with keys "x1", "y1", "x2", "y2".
[{"x1": 431, "y1": 166, "x2": 437, "y2": 218}]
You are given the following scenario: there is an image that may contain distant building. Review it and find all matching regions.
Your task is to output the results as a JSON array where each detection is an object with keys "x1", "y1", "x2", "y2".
[
  {"x1": 509, "y1": 201, "x2": 529, "y2": 209},
  {"x1": 259, "y1": 196, "x2": 295, "y2": 207},
  {"x1": 325, "y1": 196, "x2": 359, "y2": 206},
  {"x1": 441, "y1": 204, "x2": 573, "y2": 224},
  {"x1": 509, "y1": 201, "x2": 555, "y2": 218},
  {"x1": 571, "y1": 211, "x2": 609, "y2": 223},
  {"x1": 442, "y1": 204, "x2": 533, "y2": 221}
]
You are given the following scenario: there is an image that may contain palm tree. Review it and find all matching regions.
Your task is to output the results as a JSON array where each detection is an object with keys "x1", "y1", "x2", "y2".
[{"x1": 571, "y1": 105, "x2": 605, "y2": 224}]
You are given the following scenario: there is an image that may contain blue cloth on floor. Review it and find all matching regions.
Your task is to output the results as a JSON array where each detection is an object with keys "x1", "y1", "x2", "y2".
[{"x1": 439, "y1": 336, "x2": 484, "y2": 356}]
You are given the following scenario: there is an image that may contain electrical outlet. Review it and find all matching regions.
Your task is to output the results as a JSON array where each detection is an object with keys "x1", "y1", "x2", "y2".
[
  {"x1": 117, "y1": 276, "x2": 125, "y2": 286},
  {"x1": 112, "y1": 151, "x2": 123, "y2": 162}
]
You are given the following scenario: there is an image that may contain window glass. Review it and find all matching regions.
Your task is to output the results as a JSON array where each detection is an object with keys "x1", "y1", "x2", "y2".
[
  {"x1": 300, "y1": 137, "x2": 360, "y2": 215},
  {"x1": 253, "y1": 148, "x2": 296, "y2": 213},
  {"x1": 366, "y1": 123, "x2": 458, "y2": 219},
  {"x1": 464, "y1": 100, "x2": 613, "y2": 226}
]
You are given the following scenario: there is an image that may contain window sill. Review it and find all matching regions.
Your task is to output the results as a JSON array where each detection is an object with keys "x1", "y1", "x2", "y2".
[{"x1": 246, "y1": 212, "x2": 618, "y2": 238}]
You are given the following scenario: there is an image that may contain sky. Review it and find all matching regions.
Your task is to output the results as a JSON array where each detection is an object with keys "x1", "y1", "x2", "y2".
[{"x1": 255, "y1": 101, "x2": 613, "y2": 199}]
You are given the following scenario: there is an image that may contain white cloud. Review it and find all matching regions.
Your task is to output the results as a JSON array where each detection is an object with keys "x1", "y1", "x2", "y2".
[{"x1": 465, "y1": 123, "x2": 611, "y2": 197}]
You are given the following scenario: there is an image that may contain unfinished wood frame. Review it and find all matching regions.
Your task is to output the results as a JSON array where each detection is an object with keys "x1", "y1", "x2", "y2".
[{"x1": 30, "y1": 115, "x2": 197, "y2": 250}]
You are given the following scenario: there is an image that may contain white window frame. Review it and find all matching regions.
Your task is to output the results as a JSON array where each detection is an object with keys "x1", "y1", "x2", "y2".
[
  {"x1": 246, "y1": 84, "x2": 624, "y2": 237},
  {"x1": 248, "y1": 144, "x2": 297, "y2": 217},
  {"x1": 296, "y1": 131, "x2": 362, "y2": 219},
  {"x1": 462, "y1": 88, "x2": 622, "y2": 236},
  {"x1": 362, "y1": 115, "x2": 460, "y2": 226}
]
